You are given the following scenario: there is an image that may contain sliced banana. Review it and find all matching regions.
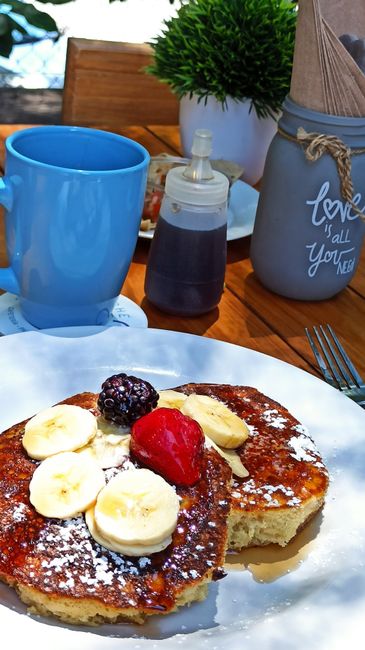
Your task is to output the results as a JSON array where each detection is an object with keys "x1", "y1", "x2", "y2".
[
  {"x1": 85, "y1": 507, "x2": 172, "y2": 556},
  {"x1": 181, "y1": 394, "x2": 249, "y2": 449},
  {"x1": 23, "y1": 404, "x2": 97, "y2": 460},
  {"x1": 77, "y1": 431, "x2": 131, "y2": 469},
  {"x1": 94, "y1": 468, "x2": 180, "y2": 546},
  {"x1": 204, "y1": 436, "x2": 249, "y2": 478},
  {"x1": 29, "y1": 451, "x2": 105, "y2": 519},
  {"x1": 96, "y1": 416, "x2": 130, "y2": 437},
  {"x1": 157, "y1": 389, "x2": 188, "y2": 410}
]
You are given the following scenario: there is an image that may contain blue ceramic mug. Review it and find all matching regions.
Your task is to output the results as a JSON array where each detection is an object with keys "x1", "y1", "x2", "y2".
[{"x1": 0, "y1": 126, "x2": 149, "y2": 328}]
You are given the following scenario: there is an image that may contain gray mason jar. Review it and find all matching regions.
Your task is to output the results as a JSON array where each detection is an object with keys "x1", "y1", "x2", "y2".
[{"x1": 250, "y1": 96, "x2": 365, "y2": 300}]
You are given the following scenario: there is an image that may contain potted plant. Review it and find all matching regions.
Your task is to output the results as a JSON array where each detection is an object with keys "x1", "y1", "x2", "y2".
[{"x1": 147, "y1": 0, "x2": 297, "y2": 185}]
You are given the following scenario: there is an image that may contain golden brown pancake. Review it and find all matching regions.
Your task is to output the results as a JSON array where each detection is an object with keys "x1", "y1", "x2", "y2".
[
  {"x1": 0, "y1": 383, "x2": 329, "y2": 626},
  {"x1": 174, "y1": 383, "x2": 329, "y2": 549},
  {"x1": 0, "y1": 392, "x2": 231, "y2": 625}
]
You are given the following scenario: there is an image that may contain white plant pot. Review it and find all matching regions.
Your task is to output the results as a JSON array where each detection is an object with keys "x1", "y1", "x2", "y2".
[{"x1": 179, "y1": 95, "x2": 278, "y2": 186}]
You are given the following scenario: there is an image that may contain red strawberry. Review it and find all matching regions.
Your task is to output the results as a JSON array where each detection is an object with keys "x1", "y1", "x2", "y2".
[{"x1": 130, "y1": 408, "x2": 204, "y2": 486}]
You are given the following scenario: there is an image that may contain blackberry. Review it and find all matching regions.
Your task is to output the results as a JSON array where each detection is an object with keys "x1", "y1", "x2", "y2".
[{"x1": 97, "y1": 373, "x2": 159, "y2": 426}]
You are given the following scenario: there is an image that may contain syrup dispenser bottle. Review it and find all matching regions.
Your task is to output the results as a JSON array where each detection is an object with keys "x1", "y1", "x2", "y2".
[{"x1": 144, "y1": 129, "x2": 229, "y2": 316}]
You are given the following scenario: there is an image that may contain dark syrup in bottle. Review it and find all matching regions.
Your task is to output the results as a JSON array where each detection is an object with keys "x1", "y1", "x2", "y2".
[
  {"x1": 145, "y1": 210, "x2": 227, "y2": 316},
  {"x1": 144, "y1": 128, "x2": 229, "y2": 316}
]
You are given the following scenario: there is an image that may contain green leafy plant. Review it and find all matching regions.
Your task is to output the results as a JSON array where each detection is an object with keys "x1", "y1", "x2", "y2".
[
  {"x1": 147, "y1": 0, "x2": 298, "y2": 119},
  {"x1": 0, "y1": 0, "x2": 130, "y2": 58},
  {"x1": 0, "y1": 0, "x2": 75, "y2": 58}
]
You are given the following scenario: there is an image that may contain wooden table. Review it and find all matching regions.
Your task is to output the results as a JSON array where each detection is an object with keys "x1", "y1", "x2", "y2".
[{"x1": 1, "y1": 123, "x2": 364, "y2": 383}]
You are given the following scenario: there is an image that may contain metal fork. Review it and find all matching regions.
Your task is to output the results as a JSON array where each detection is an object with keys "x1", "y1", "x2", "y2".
[{"x1": 305, "y1": 324, "x2": 365, "y2": 409}]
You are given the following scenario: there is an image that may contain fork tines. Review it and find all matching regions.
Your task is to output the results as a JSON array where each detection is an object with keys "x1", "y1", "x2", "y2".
[{"x1": 305, "y1": 324, "x2": 365, "y2": 393}]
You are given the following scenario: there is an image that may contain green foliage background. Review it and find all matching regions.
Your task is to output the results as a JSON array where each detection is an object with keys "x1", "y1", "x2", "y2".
[
  {"x1": 147, "y1": 0, "x2": 298, "y2": 119},
  {"x1": 0, "y1": 0, "x2": 128, "y2": 58}
]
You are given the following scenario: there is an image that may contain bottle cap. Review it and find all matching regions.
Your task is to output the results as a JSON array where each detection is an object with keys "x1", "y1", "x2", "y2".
[
  {"x1": 164, "y1": 129, "x2": 229, "y2": 206},
  {"x1": 191, "y1": 128, "x2": 212, "y2": 158}
]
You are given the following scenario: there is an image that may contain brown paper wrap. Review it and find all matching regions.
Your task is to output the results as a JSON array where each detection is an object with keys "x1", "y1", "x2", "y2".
[{"x1": 290, "y1": 0, "x2": 365, "y2": 116}]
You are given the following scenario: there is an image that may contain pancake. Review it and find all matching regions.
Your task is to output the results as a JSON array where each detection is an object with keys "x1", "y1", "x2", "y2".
[
  {"x1": 174, "y1": 383, "x2": 329, "y2": 550},
  {"x1": 0, "y1": 392, "x2": 231, "y2": 626},
  {"x1": 0, "y1": 381, "x2": 330, "y2": 626}
]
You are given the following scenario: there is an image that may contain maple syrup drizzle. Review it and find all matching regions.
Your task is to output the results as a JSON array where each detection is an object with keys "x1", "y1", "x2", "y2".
[
  {"x1": 226, "y1": 510, "x2": 323, "y2": 582},
  {"x1": 0, "y1": 386, "x2": 329, "y2": 618},
  {"x1": 0, "y1": 408, "x2": 231, "y2": 613}
]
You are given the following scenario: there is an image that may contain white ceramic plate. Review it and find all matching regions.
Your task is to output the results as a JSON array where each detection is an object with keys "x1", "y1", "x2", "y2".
[
  {"x1": 0, "y1": 327, "x2": 364, "y2": 650},
  {"x1": 139, "y1": 180, "x2": 258, "y2": 242}
]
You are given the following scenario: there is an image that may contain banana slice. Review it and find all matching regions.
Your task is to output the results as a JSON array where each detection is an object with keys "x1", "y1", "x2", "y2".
[
  {"x1": 77, "y1": 431, "x2": 131, "y2": 469},
  {"x1": 204, "y1": 436, "x2": 249, "y2": 478},
  {"x1": 94, "y1": 468, "x2": 179, "y2": 546},
  {"x1": 157, "y1": 389, "x2": 188, "y2": 410},
  {"x1": 181, "y1": 394, "x2": 249, "y2": 449},
  {"x1": 85, "y1": 507, "x2": 172, "y2": 556},
  {"x1": 29, "y1": 451, "x2": 105, "y2": 519},
  {"x1": 23, "y1": 404, "x2": 97, "y2": 460},
  {"x1": 96, "y1": 416, "x2": 130, "y2": 436}
]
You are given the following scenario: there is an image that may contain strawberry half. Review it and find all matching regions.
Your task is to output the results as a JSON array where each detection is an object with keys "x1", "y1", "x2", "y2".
[{"x1": 130, "y1": 408, "x2": 204, "y2": 486}]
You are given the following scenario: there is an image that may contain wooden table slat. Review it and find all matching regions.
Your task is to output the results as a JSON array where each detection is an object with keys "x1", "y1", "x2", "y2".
[
  {"x1": 0, "y1": 122, "x2": 363, "y2": 387},
  {"x1": 124, "y1": 252, "x2": 316, "y2": 375},
  {"x1": 225, "y1": 255, "x2": 365, "y2": 377},
  {"x1": 145, "y1": 125, "x2": 182, "y2": 156}
]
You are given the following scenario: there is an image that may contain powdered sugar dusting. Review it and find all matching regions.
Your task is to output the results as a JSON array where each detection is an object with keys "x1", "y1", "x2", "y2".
[
  {"x1": 234, "y1": 479, "x2": 301, "y2": 507},
  {"x1": 262, "y1": 409, "x2": 288, "y2": 430},
  {"x1": 287, "y1": 497, "x2": 301, "y2": 506},
  {"x1": 33, "y1": 517, "x2": 122, "y2": 592},
  {"x1": 30, "y1": 514, "x2": 160, "y2": 595},
  {"x1": 104, "y1": 461, "x2": 135, "y2": 481},
  {"x1": 292, "y1": 423, "x2": 309, "y2": 436},
  {"x1": 16, "y1": 453, "x2": 229, "y2": 604},
  {"x1": 12, "y1": 502, "x2": 27, "y2": 522},
  {"x1": 247, "y1": 424, "x2": 259, "y2": 437},
  {"x1": 289, "y1": 434, "x2": 318, "y2": 463}
]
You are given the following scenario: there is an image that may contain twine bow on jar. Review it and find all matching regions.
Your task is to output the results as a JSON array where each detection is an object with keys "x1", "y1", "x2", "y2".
[{"x1": 296, "y1": 126, "x2": 365, "y2": 222}]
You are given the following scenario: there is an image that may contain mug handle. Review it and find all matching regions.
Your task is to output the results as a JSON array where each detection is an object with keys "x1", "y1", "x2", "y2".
[{"x1": 0, "y1": 176, "x2": 20, "y2": 294}]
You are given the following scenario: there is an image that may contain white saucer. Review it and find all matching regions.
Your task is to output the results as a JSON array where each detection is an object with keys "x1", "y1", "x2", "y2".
[
  {"x1": 139, "y1": 179, "x2": 259, "y2": 242},
  {"x1": 0, "y1": 293, "x2": 148, "y2": 336}
]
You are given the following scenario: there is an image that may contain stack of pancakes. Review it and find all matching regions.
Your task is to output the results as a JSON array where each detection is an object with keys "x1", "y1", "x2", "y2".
[
  {"x1": 0, "y1": 384, "x2": 329, "y2": 626},
  {"x1": 176, "y1": 384, "x2": 329, "y2": 549}
]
